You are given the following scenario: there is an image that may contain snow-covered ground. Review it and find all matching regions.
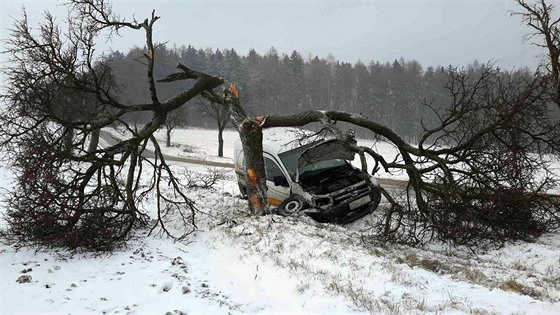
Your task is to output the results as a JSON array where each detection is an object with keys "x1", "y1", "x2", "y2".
[{"x1": 1, "y1": 128, "x2": 560, "y2": 314}]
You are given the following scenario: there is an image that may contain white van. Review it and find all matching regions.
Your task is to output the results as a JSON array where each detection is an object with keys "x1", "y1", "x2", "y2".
[{"x1": 234, "y1": 128, "x2": 381, "y2": 224}]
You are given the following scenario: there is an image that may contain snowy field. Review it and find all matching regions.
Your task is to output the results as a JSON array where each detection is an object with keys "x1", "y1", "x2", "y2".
[
  {"x1": 143, "y1": 127, "x2": 408, "y2": 180},
  {"x1": 1, "y1": 128, "x2": 560, "y2": 314}
]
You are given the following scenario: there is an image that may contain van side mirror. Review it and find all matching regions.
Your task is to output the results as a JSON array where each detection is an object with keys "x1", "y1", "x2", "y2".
[{"x1": 273, "y1": 176, "x2": 289, "y2": 187}]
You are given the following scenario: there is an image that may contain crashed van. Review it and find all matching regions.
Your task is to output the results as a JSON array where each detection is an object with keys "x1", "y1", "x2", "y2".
[{"x1": 234, "y1": 128, "x2": 381, "y2": 224}]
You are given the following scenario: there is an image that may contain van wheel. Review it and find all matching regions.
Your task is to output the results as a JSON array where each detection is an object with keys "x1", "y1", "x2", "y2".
[{"x1": 278, "y1": 195, "x2": 308, "y2": 216}]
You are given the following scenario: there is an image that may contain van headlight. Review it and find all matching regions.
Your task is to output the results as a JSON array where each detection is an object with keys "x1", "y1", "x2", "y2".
[{"x1": 313, "y1": 195, "x2": 333, "y2": 209}]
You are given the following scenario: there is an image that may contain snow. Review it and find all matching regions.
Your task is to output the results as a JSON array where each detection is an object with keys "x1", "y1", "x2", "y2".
[
  {"x1": 1, "y1": 127, "x2": 560, "y2": 314},
  {"x1": 145, "y1": 127, "x2": 409, "y2": 180}
]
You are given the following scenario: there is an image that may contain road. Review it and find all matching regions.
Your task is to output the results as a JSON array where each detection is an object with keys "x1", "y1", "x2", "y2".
[{"x1": 100, "y1": 130, "x2": 235, "y2": 168}]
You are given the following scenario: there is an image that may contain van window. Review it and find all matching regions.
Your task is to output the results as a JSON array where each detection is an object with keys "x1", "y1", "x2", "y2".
[{"x1": 264, "y1": 157, "x2": 286, "y2": 182}]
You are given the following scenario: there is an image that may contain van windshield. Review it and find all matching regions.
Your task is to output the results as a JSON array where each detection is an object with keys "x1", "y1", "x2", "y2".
[
  {"x1": 279, "y1": 144, "x2": 347, "y2": 180},
  {"x1": 278, "y1": 145, "x2": 311, "y2": 180},
  {"x1": 299, "y1": 159, "x2": 348, "y2": 180}
]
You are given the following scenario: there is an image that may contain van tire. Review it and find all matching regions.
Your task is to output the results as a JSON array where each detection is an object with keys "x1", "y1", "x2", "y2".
[{"x1": 278, "y1": 195, "x2": 308, "y2": 216}]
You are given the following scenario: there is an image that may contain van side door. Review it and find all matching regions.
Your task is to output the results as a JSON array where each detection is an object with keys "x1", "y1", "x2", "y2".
[{"x1": 263, "y1": 154, "x2": 291, "y2": 206}]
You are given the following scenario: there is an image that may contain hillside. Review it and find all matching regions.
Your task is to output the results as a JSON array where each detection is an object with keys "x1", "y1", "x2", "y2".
[{"x1": 1, "y1": 128, "x2": 559, "y2": 314}]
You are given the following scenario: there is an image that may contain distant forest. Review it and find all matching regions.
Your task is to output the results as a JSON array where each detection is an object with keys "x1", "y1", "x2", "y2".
[{"x1": 105, "y1": 45, "x2": 533, "y2": 140}]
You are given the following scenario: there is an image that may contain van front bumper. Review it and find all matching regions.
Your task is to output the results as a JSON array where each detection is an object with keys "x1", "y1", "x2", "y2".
[{"x1": 304, "y1": 189, "x2": 374, "y2": 224}]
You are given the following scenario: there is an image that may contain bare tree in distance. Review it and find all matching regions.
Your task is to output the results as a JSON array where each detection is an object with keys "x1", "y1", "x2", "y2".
[
  {"x1": 163, "y1": 107, "x2": 189, "y2": 147},
  {"x1": 200, "y1": 99, "x2": 231, "y2": 157}
]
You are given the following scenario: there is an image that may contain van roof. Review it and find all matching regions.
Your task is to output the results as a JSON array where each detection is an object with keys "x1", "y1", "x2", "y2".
[{"x1": 262, "y1": 127, "x2": 323, "y2": 154}]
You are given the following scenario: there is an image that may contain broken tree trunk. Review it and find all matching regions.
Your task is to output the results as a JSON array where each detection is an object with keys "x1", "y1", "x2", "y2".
[
  {"x1": 228, "y1": 94, "x2": 268, "y2": 214},
  {"x1": 203, "y1": 86, "x2": 268, "y2": 215}
]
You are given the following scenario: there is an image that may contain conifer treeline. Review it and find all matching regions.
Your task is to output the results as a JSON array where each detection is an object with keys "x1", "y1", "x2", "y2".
[{"x1": 105, "y1": 45, "x2": 525, "y2": 140}]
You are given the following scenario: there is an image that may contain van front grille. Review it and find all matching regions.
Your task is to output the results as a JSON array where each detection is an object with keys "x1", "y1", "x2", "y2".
[{"x1": 331, "y1": 181, "x2": 371, "y2": 205}]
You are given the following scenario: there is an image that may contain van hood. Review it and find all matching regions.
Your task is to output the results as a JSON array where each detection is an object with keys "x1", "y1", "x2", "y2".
[{"x1": 297, "y1": 139, "x2": 355, "y2": 168}]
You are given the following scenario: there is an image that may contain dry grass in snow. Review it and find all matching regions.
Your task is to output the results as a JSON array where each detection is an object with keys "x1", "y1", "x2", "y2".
[{"x1": 2, "y1": 128, "x2": 560, "y2": 314}]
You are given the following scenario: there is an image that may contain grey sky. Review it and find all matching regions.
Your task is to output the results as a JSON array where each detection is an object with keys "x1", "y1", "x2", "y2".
[{"x1": 0, "y1": 0, "x2": 554, "y2": 70}]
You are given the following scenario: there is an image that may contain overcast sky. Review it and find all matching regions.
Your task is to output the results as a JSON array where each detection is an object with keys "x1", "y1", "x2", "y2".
[{"x1": 0, "y1": 0, "x2": 555, "y2": 70}]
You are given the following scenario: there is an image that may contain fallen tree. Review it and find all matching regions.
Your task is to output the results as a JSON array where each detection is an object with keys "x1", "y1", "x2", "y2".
[
  {"x1": 268, "y1": 68, "x2": 560, "y2": 246},
  {"x1": 0, "y1": 0, "x2": 224, "y2": 250},
  {"x1": 268, "y1": 68, "x2": 560, "y2": 247},
  {"x1": 2, "y1": 0, "x2": 560, "y2": 252},
  {"x1": 160, "y1": 59, "x2": 560, "y2": 247}
]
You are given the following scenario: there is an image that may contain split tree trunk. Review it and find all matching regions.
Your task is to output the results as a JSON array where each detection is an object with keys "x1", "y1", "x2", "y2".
[
  {"x1": 204, "y1": 90, "x2": 268, "y2": 214},
  {"x1": 237, "y1": 122, "x2": 267, "y2": 214}
]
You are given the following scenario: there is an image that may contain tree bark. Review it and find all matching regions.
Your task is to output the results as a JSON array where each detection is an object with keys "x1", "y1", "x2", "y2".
[
  {"x1": 238, "y1": 122, "x2": 267, "y2": 214},
  {"x1": 218, "y1": 124, "x2": 224, "y2": 157},
  {"x1": 229, "y1": 96, "x2": 267, "y2": 214},
  {"x1": 65, "y1": 127, "x2": 74, "y2": 152},
  {"x1": 88, "y1": 128, "x2": 100, "y2": 153},
  {"x1": 166, "y1": 125, "x2": 172, "y2": 147}
]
